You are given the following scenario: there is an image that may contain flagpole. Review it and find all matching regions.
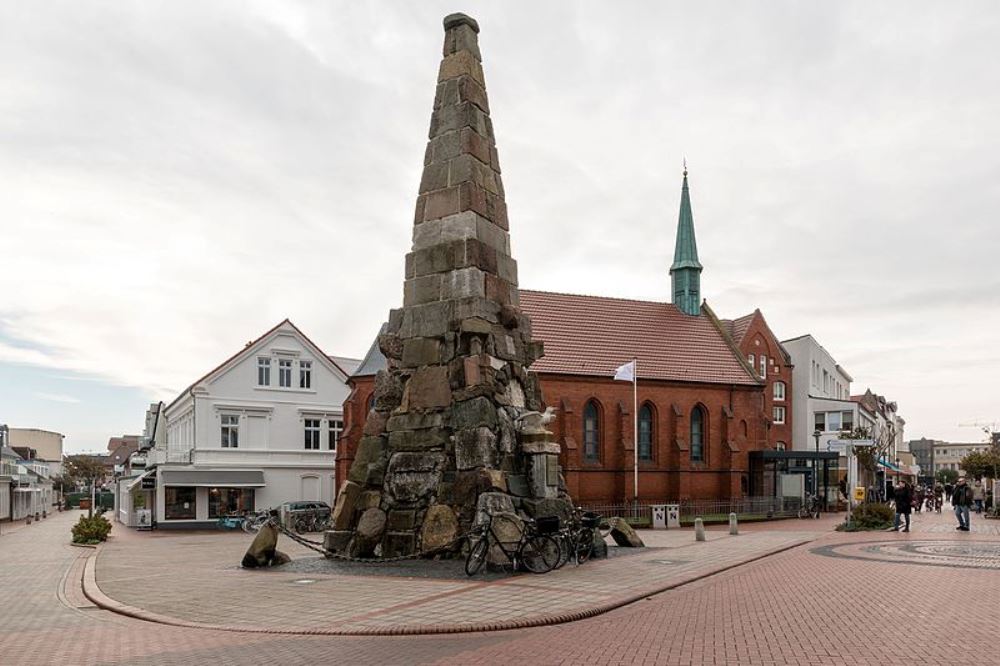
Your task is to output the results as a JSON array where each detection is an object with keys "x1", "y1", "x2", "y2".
[{"x1": 633, "y1": 357, "x2": 638, "y2": 502}]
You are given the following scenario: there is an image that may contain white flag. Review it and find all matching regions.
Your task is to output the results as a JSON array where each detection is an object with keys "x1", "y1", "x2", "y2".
[{"x1": 613, "y1": 360, "x2": 636, "y2": 382}]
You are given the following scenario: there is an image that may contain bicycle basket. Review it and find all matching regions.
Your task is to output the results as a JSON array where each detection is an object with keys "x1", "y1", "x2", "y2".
[
  {"x1": 534, "y1": 515, "x2": 561, "y2": 534},
  {"x1": 580, "y1": 512, "x2": 601, "y2": 529}
]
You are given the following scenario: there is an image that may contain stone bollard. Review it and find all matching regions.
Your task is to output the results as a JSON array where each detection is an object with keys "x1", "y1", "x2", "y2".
[
  {"x1": 26, "y1": 514, "x2": 32, "y2": 525},
  {"x1": 729, "y1": 512, "x2": 739, "y2": 535},
  {"x1": 694, "y1": 517, "x2": 706, "y2": 541}
]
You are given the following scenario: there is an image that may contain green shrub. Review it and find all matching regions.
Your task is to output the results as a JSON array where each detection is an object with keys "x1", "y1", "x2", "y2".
[
  {"x1": 72, "y1": 514, "x2": 112, "y2": 544},
  {"x1": 836, "y1": 502, "x2": 894, "y2": 531}
]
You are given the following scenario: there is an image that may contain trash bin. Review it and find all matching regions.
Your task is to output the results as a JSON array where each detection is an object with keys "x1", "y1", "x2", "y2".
[
  {"x1": 666, "y1": 504, "x2": 680, "y2": 529},
  {"x1": 651, "y1": 505, "x2": 667, "y2": 529}
]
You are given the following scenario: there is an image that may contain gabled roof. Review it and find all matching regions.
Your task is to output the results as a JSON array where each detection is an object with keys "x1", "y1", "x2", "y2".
[
  {"x1": 520, "y1": 290, "x2": 761, "y2": 385},
  {"x1": 351, "y1": 323, "x2": 389, "y2": 378},
  {"x1": 165, "y1": 319, "x2": 350, "y2": 412},
  {"x1": 329, "y1": 356, "x2": 363, "y2": 376},
  {"x1": 721, "y1": 309, "x2": 793, "y2": 365},
  {"x1": 720, "y1": 312, "x2": 756, "y2": 345}
]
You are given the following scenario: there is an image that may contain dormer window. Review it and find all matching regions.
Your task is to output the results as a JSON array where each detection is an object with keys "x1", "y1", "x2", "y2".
[
  {"x1": 300, "y1": 360, "x2": 312, "y2": 389},
  {"x1": 257, "y1": 358, "x2": 270, "y2": 386},
  {"x1": 279, "y1": 359, "x2": 292, "y2": 387}
]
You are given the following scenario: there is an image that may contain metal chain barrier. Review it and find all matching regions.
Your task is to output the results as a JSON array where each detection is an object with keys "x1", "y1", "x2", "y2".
[
  {"x1": 269, "y1": 513, "x2": 621, "y2": 564},
  {"x1": 271, "y1": 518, "x2": 474, "y2": 564}
]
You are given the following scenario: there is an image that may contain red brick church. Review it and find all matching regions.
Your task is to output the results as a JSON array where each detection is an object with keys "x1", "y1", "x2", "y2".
[{"x1": 337, "y1": 170, "x2": 792, "y2": 503}]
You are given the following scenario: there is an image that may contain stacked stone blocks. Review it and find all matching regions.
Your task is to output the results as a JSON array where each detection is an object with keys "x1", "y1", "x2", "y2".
[{"x1": 327, "y1": 13, "x2": 569, "y2": 561}]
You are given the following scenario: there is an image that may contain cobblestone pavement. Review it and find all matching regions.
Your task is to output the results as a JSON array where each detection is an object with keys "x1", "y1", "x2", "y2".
[
  {"x1": 90, "y1": 516, "x2": 823, "y2": 634},
  {"x1": 2, "y1": 507, "x2": 998, "y2": 665}
]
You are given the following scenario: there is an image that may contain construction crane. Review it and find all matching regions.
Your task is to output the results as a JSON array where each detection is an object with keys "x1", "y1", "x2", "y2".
[{"x1": 958, "y1": 421, "x2": 1000, "y2": 444}]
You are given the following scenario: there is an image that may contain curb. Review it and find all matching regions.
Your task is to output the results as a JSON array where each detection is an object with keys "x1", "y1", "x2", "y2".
[{"x1": 81, "y1": 535, "x2": 816, "y2": 636}]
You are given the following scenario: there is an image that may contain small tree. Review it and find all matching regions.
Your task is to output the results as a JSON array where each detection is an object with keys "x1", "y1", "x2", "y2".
[
  {"x1": 936, "y1": 468, "x2": 959, "y2": 485},
  {"x1": 64, "y1": 455, "x2": 107, "y2": 517},
  {"x1": 960, "y1": 449, "x2": 1000, "y2": 480}
]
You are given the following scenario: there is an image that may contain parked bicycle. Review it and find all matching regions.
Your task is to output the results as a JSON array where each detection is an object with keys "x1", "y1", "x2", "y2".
[
  {"x1": 554, "y1": 508, "x2": 601, "y2": 568},
  {"x1": 465, "y1": 512, "x2": 561, "y2": 576},
  {"x1": 217, "y1": 514, "x2": 246, "y2": 531},
  {"x1": 242, "y1": 509, "x2": 272, "y2": 534},
  {"x1": 797, "y1": 494, "x2": 821, "y2": 519}
]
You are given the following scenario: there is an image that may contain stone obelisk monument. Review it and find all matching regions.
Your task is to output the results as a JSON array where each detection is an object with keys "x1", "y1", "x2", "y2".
[{"x1": 327, "y1": 13, "x2": 571, "y2": 559}]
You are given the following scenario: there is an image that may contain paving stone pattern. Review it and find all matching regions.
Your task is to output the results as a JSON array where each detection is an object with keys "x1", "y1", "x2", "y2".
[
  {"x1": 5, "y1": 507, "x2": 1000, "y2": 665},
  {"x1": 93, "y1": 521, "x2": 819, "y2": 633}
]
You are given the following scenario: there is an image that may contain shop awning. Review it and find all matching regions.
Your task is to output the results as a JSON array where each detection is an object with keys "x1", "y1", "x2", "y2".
[
  {"x1": 124, "y1": 469, "x2": 155, "y2": 491},
  {"x1": 160, "y1": 469, "x2": 265, "y2": 488}
]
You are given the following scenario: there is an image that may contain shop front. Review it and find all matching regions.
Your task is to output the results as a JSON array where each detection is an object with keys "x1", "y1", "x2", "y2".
[
  {"x1": 749, "y1": 450, "x2": 841, "y2": 509},
  {"x1": 155, "y1": 468, "x2": 264, "y2": 529}
]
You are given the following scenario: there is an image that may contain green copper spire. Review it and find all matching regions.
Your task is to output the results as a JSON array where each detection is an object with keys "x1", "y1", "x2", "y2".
[{"x1": 670, "y1": 166, "x2": 703, "y2": 316}]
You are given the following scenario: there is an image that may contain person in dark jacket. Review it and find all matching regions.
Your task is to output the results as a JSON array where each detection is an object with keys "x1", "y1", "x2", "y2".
[
  {"x1": 894, "y1": 480, "x2": 912, "y2": 532},
  {"x1": 952, "y1": 476, "x2": 974, "y2": 531}
]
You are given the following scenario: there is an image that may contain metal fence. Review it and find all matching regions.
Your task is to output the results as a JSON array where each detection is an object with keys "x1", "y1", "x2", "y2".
[{"x1": 578, "y1": 496, "x2": 806, "y2": 525}]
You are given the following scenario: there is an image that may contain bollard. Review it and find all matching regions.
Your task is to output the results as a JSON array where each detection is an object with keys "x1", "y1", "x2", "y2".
[
  {"x1": 694, "y1": 517, "x2": 706, "y2": 541},
  {"x1": 729, "y1": 512, "x2": 739, "y2": 535},
  {"x1": 26, "y1": 514, "x2": 32, "y2": 525}
]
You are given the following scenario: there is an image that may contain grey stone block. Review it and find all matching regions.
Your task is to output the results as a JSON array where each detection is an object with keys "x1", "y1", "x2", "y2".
[
  {"x1": 452, "y1": 396, "x2": 498, "y2": 430},
  {"x1": 403, "y1": 274, "x2": 442, "y2": 306},
  {"x1": 455, "y1": 427, "x2": 497, "y2": 470},
  {"x1": 388, "y1": 427, "x2": 449, "y2": 452},
  {"x1": 440, "y1": 267, "x2": 486, "y2": 300},
  {"x1": 401, "y1": 337, "x2": 442, "y2": 368}
]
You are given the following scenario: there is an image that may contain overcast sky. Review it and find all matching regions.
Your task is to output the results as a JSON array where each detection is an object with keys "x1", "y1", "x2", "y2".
[{"x1": 2, "y1": 1, "x2": 998, "y2": 454}]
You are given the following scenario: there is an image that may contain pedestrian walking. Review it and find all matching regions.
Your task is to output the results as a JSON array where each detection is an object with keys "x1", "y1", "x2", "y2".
[
  {"x1": 952, "y1": 476, "x2": 974, "y2": 531},
  {"x1": 972, "y1": 480, "x2": 985, "y2": 514},
  {"x1": 913, "y1": 485, "x2": 925, "y2": 513},
  {"x1": 894, "y1": 479, "x2": 912, "y2": 532}
]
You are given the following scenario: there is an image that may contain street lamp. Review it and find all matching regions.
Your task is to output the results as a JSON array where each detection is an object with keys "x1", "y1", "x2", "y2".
[{"x1": 813, "y1": 430, "x2": 822, "y2": 496}]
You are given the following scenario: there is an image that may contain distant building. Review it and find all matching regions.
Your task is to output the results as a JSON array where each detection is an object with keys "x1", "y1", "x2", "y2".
[
  {"x1": 781, "y1": 334, "x2": 859, "y2": 452},
  {"x1": 7, "y1": 427, "x2": 64, "y2": 477},
  {"x1": 124, "y1": 320, "x2": 360, "y2": 529},
  {"x1": 909, "y1": 437, "x2": 939, "y2": 483},
  {"x1": 932, "y1": 441, "x2": 992, "y2": 478}
]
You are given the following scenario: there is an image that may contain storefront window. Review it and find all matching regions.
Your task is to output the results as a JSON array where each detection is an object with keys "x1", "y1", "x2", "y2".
[
  {"x1": 208, "y1": 488, "x2": 255, "y2": 517},
  {"x1": 165, "y1": 487, "x2": 196, "y2": 520}
]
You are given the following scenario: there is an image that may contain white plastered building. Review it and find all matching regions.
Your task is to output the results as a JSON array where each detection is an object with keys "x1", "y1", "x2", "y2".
[{"x1": 127, "y1": 320, "x2": 359, "y2": 529}]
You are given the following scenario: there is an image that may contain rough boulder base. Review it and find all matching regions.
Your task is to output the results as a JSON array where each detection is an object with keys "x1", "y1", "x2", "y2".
[{"x1": 331, "y1": 13, "x2": 574, "y2": 559}]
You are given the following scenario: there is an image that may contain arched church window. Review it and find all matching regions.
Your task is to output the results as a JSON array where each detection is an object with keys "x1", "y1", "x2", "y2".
[
  {"x1": 690, "y1": 406, "x2": 706, "y2": 462},
  {"x1": 638, "y1": 403, "x2": 654, "y2": 461},
  {"x1": 583, "y1": 400, "x2": 601, "y2": 462}
]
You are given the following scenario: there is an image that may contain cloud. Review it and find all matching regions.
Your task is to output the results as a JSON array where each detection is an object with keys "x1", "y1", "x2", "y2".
[
  {"x1": 32, "y1": 392, "x2": 82, "y2": 404},
  {"x1": 1, "y1": 1, "x2": 999, "y2": 444}
]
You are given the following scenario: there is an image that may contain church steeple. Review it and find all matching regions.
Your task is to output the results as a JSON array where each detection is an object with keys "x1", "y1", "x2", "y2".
[{"x1": 669, "y1": 166, "x2": 703, "y2": 316}]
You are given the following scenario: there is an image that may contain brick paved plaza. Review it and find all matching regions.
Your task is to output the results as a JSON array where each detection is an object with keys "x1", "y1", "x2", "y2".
[{"x1": 2, "y1": 507, "x2": 999, "y2": 665}]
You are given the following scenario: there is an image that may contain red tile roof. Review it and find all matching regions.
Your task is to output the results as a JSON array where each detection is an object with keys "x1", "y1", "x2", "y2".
[
  {"x1": 519, "y1": 290, "x2": 761, "y2": 386},
  {"x1": 720, "y1": 312, "x2": 756, "y2": 345}
]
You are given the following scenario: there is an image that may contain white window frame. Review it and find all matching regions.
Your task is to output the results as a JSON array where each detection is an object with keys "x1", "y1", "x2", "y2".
[
  {"x1": 759, "y1": 355, "x2": 767, "y2": 379},
  {"x1": 772, "y1": 406, "x2": 786, "y2": 425},
  {"x1": 257, "y1": 358, "x2": 270, "y2": 386},
  {"x1": 299, "y1": 360, "x2": 312, "y2": 389},
  {"x1": 304, "y1": 418, "x2": 321, "y2": 450},
  {"x1": 329, "y1": 419, "x2": 343, "y2": 451},
  {"x1": 748, "y1": 354, "x2": 755, "y2": 370},
  {"x1": 278, "y1": 359, "x2": 292, "y2": 388},
  {"x1": 773, "y1": 381, "x2": 785, "y2": 401},
  {"x1": 221, "y1": 414, "x2": 240, "y2": 448}
]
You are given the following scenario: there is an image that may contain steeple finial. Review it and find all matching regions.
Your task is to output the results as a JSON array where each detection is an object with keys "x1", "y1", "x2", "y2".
[{"x1": 670, "y1": 165, "x2": 703, "y2": 316}]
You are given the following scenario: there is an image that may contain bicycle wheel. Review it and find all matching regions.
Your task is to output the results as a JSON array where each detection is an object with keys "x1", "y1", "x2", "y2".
[
  {"x1": 574, "y1": 528, "x2": 594, "y2": 564},
  {"x1": 465, "y1": 536, "x2": 490, "y2": 576},
  {"x1": 519, "y1": 534, "x2": 560, "y2": 574},
  {"x1": 549, "y1": 533, "x2": 569, "y2": 569}
]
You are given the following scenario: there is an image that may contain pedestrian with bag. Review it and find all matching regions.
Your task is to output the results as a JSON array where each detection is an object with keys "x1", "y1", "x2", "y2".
[
  {"x1": 893, "y1": 479, "x2": 912, "y2": 532},
  {"x1": 952, "y1": 476, "x2": 974, "y2": 531},
  {"x1": 972, "y1": 480, "x2": 985, "y2": 514}
]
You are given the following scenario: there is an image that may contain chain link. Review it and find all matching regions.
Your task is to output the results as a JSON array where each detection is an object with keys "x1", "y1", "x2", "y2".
[
  {"x1": 269, "y1": 514, "x2": 623, "y2": 564},
  {"x1": 271, "y1": 518, "x2": 474, "y2": 563}
]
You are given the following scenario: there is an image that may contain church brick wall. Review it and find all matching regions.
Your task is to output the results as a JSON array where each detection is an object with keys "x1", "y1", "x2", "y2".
[{"x1": 338, "y1": 371, "x2": 770, "y2": 503}]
